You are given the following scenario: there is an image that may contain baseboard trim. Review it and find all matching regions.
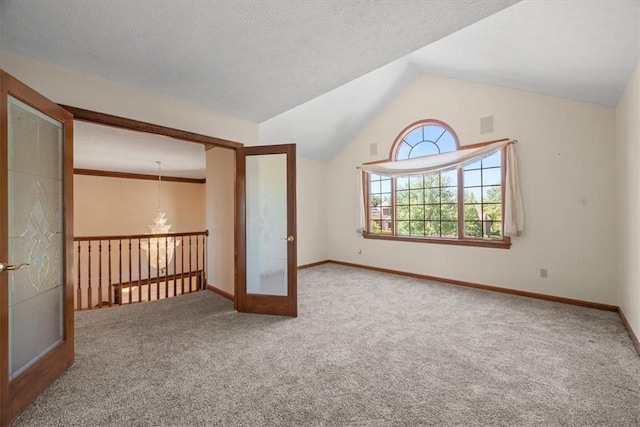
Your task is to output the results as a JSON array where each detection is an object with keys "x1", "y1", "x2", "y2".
[
  {"x1": 206, "y1": 284, "x2": 235, "y2": 302},
  {"x1": 618, "y1": 308, "x2": 640, "y2": 356},
  {"x1": 326, "y1": 260, "x2": 619, "y2": 312},
  {"x1": 298, "y1": 260, "x2": 331, "y2": 270}
]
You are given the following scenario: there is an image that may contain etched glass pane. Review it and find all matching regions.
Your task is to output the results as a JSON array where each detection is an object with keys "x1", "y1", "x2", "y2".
[
  {"x1": 246, "y1": 154, "x2": 288, "y2": 296},
  {"x1": 7, "y1": 97, "x2": 64, "y2": 379}
]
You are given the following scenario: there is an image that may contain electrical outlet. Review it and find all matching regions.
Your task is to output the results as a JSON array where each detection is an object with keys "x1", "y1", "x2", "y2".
[{"x1": 540, "y1": 268, "x2": 548, "y2": 278}]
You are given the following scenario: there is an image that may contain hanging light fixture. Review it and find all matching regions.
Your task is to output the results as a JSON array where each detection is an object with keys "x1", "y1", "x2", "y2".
[{"x1": 141, "y1": 161, "x2": 180, "y2": 271}]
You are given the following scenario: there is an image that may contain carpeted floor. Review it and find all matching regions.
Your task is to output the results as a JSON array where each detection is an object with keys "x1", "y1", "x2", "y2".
[{"x1": 11, "y1": 263, "x2": 640, "y2": 426}]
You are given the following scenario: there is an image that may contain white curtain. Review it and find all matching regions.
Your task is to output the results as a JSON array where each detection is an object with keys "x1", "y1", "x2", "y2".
[
  {"x1": 357, "y1": 139, "x2": 524, "y2": 237},
  {"x1": 504, "y1": 143, "x2": 524, "y2": 236},
  {"x1": 359, "y1": 139, "x2": 509, "y2": 177}
]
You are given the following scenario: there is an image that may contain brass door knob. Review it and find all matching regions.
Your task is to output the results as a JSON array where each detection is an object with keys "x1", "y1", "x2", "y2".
[
  {"x1": 281, "y1": 236, "x2": 295, "y2": 243},
  {"x1": 0, "y1": 262, "x2": 29, "y2": 273}
]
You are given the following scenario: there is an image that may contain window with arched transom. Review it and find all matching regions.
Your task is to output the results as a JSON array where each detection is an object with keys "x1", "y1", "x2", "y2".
[{"x1": 366, "y1": 120, "x2": 509, "y2": 248}]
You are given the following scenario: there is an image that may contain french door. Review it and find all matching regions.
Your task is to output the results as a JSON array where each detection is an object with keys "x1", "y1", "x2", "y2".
[
  {"x1": 0, "y1": 70, "x2": 74, "y2": 425},
  {"x1": 236, "y1": 144, "x2": 297, "y2": 317}
]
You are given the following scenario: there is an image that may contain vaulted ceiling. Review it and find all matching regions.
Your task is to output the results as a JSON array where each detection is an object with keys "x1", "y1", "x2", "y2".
[{"x1": 1, "y1": 0, "x2": 638, "y2": 175}]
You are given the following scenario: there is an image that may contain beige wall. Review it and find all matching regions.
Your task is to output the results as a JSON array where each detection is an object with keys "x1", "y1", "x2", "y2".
[
  {"x1": 296, "y1": 157, "x2": 329, "y2": 266},
  {"x1": 206, "y1": 148, "x2": 235, "y2": 295},
  {"x1": 74, "y1": 175, "x2": 205, "y2": 236},
  {"x1": 616, "y1": 62, "x2": 640, "y2": 339},
  {"x1": 327, "y1": 73, "x2": 618, "y2": 305},
  {"x1": 0, "y1": 50, "x2": 258, "y2": 145}
]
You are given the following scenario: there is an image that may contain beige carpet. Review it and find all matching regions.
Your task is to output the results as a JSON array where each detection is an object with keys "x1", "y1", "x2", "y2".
[{"x1": 11, "y1": 263, "x2": 640, "y2": 426}]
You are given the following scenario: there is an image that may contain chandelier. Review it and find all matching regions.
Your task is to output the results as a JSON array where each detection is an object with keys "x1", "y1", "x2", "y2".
[{"x1": 141, "y1": 161, "x2": 181, "y2": 271}]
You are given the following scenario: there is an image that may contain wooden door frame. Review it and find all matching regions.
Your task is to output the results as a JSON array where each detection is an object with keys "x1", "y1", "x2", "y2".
[
  {"x1": 235, "y1": 144, "x2": 297, "y2": 317},
  {"x1": 61, "y1": 106, "x2": 244, "y2": 301},
  {"x1": 0, "y1": 71, "x2": 75, "y2": 426},
  {"x1": 63, "y1": 108, "x2": 298, "y2": 317}
]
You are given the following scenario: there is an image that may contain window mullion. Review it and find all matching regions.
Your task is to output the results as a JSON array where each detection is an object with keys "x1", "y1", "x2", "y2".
[
  {"x1": 392, "y1": 176, "x2": 397, "y2": 236},
  {"x1": 501, "y1": 147, "x2": 506, "y2": 235},
  {"x1": 364, "y1": 172, "x2": 370, "y2": 234},
  {"x1": 457, "y1": 166, "x2": 464, "y2": 239}
]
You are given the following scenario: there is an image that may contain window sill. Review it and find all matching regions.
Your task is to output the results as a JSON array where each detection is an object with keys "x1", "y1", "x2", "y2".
[{"x1": 362, "y1": 233, "x2": 511, "y2": 249}]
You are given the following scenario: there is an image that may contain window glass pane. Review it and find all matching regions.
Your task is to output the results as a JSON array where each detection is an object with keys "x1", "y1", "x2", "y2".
[
  {"x1": 403, "y1": 128, "x2": 423, "y2": 146},
  {"x1": 370, "y1": 180, "x2": 381, "y2": 194},
  {"x1": 482, "y1": 168, "x2": 501, "y2": 186},
  {"x1": 464, "y1": 159, "x2": 481, "y2": 170},
  {"x1": 425, "y1": 187, "x2": 440, "y2": 203},
  {"x1": 423, "y1": 125, "x2": 446, "y2": 144},
  {"x1": 441, "y1": 170, "x2": 457, "y2": 186},
  {"x1": 423, "y1": 173, "x2": 440, "y2": 188},
  {"x1": 483, "y1": 203, "x2": 501, "y2": 222},
  {"x1": 464, "y1": 169, "x2": 482, "y2": 187},
  {"x1": 464, "y1": 187, "x2": 482, "y2": 204},
  {"x1": 491, "y1": 222, "x2": 502, "y2": 238},
  {"x1": 410, "y1": 142, "x2": 439, "y2": 158},
  {"x1": 464, "y1": 221, "x2": 483, "y2": 238},
  {"x1": 410, "y1": 221, "x2": 425, "y2": 236},
  {"x1": 396, "y1": 204, "x2": 409, "y2": 220},
  {"x1": 441, "y1": 204, "x2": 457, "y2": 221},
  {"x1": 397, "y1": 176, "x2": 409, "y2": 189},
  {"x1": 396, "y1": 141, "x2": 412, "y2": 160},
  {"x1": 425, "y1": 221, "x2": 440, "y2": 237},
  {"x1": 424, "y1": 205, "x2": 440, "y2": 221},
  {"x1": 464, "y1": 204, "x2": 481, "y2": 221},
  {"x1": 483, "y1": 186, "x2": 501, "y2": 203},
  {"x1": 396, "y1": 221, "x2": 410, "y2": 236},
  {"x1": 409, "y1": 189, "x2": 423, "y2": 204},
  {"x1": 441, "y1": 221, "x2": 458, "y2": 237},
  {"x1": 437, "y1": 132, "x2": 457, "y2": 153},
  {"x1": 441, "y1": 187, "x2": 457, "y2": 203},
  {"x1": 380, "y1": 179, "x2": 391, "y2": 193},
  {"x1": 409, "y1": 175, "x2": 424, "y2": 189},
  {"x1": 409, "y1": 205, "x2": 424, "y2": 221},
  {"x1": 482, "y1": 151, "x2": 501, "y2": 168},
  {"x1": 480, "y1": 220, "x2": 493, "y2": 238}
]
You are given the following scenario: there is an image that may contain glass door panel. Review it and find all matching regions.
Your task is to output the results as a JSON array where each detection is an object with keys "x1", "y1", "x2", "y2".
[
  {"x1": 246, "y1": 153, "x2": 288, "y2": 296},
  {"x1": 7, "y1": 97, "x2": 64, "y2": 380}
]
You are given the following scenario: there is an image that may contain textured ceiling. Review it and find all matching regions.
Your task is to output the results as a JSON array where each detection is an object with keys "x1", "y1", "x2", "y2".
[
  {"x1": 1, "y1": 0, "x2": 638, "y2": 173},
  {"x1": 0, "y1": 0, "x2": 518, "y2": 122},
  {"x1": 409, "y1": 0, "x2": 640, "y2": 107},
  {"x1": 262, "y1": 0, "x2": 640, "y2": 160},
  {"x1": 74, "y1": 122, "x2": 206, "y2": 179}
]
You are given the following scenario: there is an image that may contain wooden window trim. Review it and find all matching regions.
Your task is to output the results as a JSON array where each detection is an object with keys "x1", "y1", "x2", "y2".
[
  {"x1": 364, "y1": 119, "x2": 511, "y2": 249},
  {"x1": 363, "y1": 232, "x2": 511, "y2": 249}
]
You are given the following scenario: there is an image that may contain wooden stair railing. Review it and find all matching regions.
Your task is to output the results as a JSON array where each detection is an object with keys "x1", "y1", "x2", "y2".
[{"x1": 74, "y1": 230, "x2": 208, "y2": 310}]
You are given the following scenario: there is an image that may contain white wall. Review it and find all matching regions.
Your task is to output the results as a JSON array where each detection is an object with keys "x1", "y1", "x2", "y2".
[
  {"x1": 616, "y1": 62, "x2": 640, "y2": 337},
  {"x1": 328, "y1": 73, "x2": 618, "y2": 305},
  {"x1": 206, "y1": 148, "x2": 235, "y2": 295},
  {"x1": 296, "y1": 157, "x2": 329, "y2": 265}
]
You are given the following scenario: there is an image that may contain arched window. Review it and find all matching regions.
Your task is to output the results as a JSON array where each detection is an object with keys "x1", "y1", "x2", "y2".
[
  {"x1": 394, "y1": 120, "x2": 458, "y2": 160},
  {"x1": 366, "y1": 120, "x2": 509, "y2": 248}
]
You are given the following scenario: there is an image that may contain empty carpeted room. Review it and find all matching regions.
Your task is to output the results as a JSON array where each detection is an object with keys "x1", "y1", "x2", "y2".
[{"x1": 1, "y1": 1, "x2": 639, "y2": 426}]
